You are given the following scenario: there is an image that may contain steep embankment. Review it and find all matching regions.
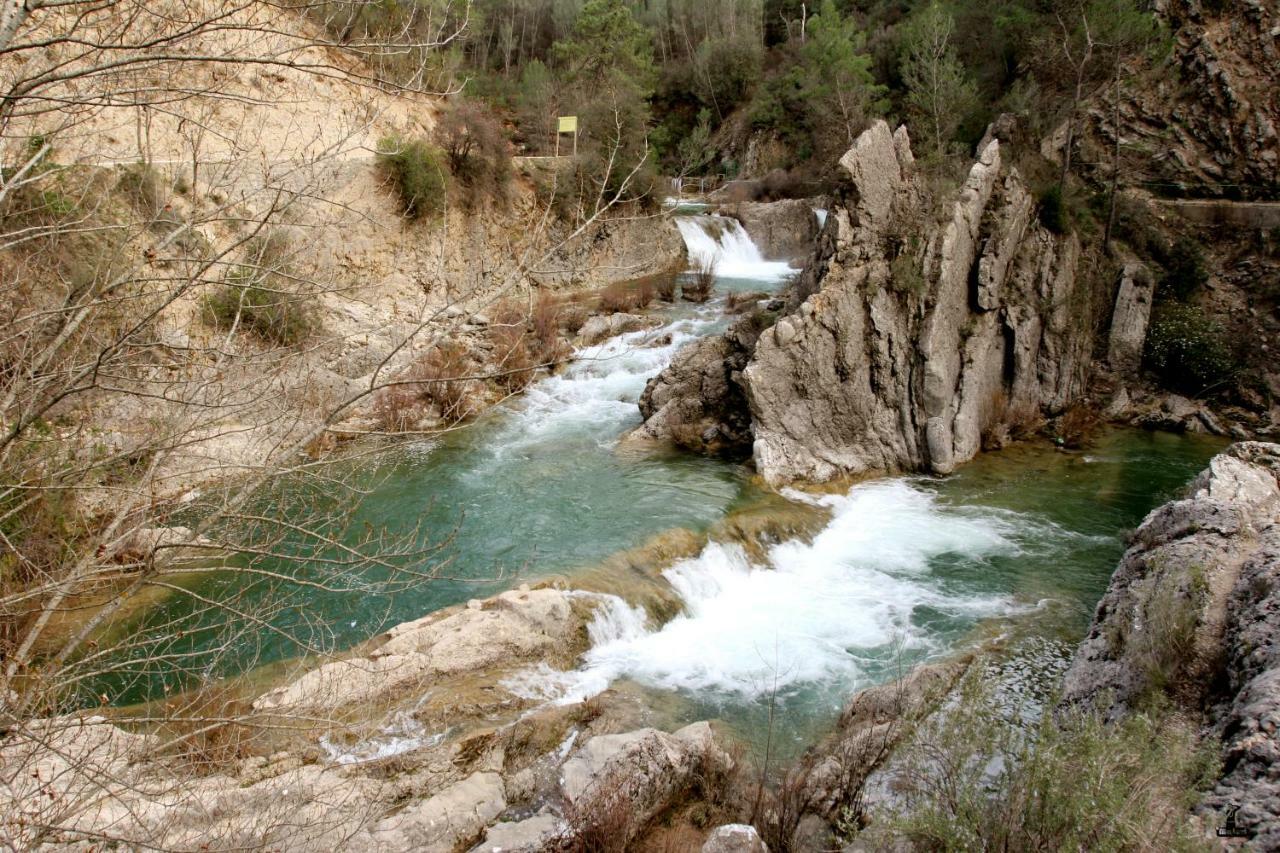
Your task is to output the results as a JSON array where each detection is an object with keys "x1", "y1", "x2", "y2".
[
  {"x1": 4, "y1": 0, "x2": 686, "y2": 503},
  {"x1": 1060, "y1": 441, "x2": 1280, "y2": 845},
  {"x1": 639, "y1": 121, "x2": 1103, "y2": 485},
  {"x1": 1068, "y1": 0, "x2": 1279, "y2": 197}
]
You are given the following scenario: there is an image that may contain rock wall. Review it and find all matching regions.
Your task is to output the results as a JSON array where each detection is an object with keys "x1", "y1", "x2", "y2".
[
  {"x1": 641, "y1": 121, "x2": 1102, "y2": 486},
  {"x1": 1072, "y1": 0, "x2": 1279, "y2": 197},
  {"x1": 631, "y1": 312, "x2": 770, "y2": 456},
  {"x1": 1060, "y1": 442, "x2": 1280, "y2": 845},
  {"x1": 724, "y1": 198, "x2": 823, "y2": 260}
]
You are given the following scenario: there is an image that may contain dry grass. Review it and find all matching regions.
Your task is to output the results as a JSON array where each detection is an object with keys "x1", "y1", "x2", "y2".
[
  {"x1": 654, "y1": 269, "x2": 678, "y2": 302},
  {"x1": 372, "y1": 342, "x2": 476, "y2": 431},
  {"x1": 598, "y1": 281, "x2": 641, "y2": 314},
  {"x1": 1053, "y1": 403, "x2": 1102, "y2": 449},
  {"x1": 684, "y1": 254, "x2": 717, "y2": 303}
]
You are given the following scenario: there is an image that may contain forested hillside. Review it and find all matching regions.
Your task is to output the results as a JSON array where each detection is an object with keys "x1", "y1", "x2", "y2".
[{"x1": 335, "y1": 0, "x2": 1159, "y2": 182}]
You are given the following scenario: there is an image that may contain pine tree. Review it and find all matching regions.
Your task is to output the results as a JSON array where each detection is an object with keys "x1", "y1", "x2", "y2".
[{"x1": 901, "y1": 1, "x2": 978, "y2": 163}]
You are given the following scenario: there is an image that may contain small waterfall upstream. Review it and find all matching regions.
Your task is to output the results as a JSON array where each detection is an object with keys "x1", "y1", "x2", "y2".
[{"x1": 675, "y1": 215, "x2": 796, "y2": 281}]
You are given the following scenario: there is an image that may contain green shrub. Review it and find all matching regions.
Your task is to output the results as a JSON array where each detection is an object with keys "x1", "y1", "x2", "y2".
[
  {"x1": 1157, "y1": 238, "x2": 1208, "y2": 302},
  {"x1": 1144, "y1": 303, "x2": 1236, "y2": 396},
  {"x1": 1037, "y1": 184, "x2": 1067, "y2": 234},
  {"x1": 203, "y1": 233, "x2": 315, "y2": 346},
  {"x1": 377, "y1": 135, "x2": 448, "y2": 219}
]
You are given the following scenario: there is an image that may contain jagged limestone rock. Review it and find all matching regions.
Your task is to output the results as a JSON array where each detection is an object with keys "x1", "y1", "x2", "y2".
[
  {"x1": 743, "y1": 122, "x2": 1089, "y2": 484},
  {"x1": 1058, "y1": 442, "x2": 1280, "y2": 845},
  {"x1": 1060, "y1": 442, "x2": 1280, "y2": 718},
  {"x1": 728, "y1": 198, "x2": 822, "y2": 260},
  {"x1": 631, "y1": 313, "x2": 765, "y2": 455}
]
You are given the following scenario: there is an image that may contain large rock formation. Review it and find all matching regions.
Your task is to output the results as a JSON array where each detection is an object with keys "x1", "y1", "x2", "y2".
[
  {"x1": 632, "y1": 312, "x2": 770, "y2": 455},
  {"x1": 639, "y1": 121, "x2": 1102, "y2": 485},
  {"x1": 1060, "y1": 442, "x2": 1280, "y2": 844}
]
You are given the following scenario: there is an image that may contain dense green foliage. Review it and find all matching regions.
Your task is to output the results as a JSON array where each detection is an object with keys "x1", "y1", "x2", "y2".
[
  {"x1": 377, "y1": 135, "x2": 450, "y2": 219},
  {"x1": 1144, "y1": 302, "x2": 1237, "y2": 396},
  {"x1": 325, "y1": 0, "x2": 1164, "y2": 205},
  {"x1": 1158, "y1": 238, "x2": 1209, "y2": 302}
]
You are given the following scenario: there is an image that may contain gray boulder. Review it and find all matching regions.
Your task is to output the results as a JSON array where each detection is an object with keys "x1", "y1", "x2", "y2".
[{"x1": 702, "y1": 823, "x2": 769, "y2": 853}]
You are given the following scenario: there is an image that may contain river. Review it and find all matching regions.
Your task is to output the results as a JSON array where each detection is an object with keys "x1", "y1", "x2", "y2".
[{"x1": 102, "y1": 215, "x2": 1225, "y2": 757}]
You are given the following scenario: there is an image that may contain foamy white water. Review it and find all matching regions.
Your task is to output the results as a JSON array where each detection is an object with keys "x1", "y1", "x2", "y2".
[
  {"x1": 676, "y1": 215, "x2": 796, "y2": 281},
  {"x1": 484, "y1": 312, "x2": 719, "y2": 457},
  {"x1": 506, "y1": 480, "x2": 1038, "y2": 705}
]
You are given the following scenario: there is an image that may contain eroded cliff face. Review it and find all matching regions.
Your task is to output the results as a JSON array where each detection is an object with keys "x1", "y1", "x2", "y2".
[
  {"x1": 1059, "y1": 442, "x2": 1280, "y2": 845},
  {"x1": 1071, "y1": 0, "x2": 1279, "y2": 196},
  {"x1": 643, "y1": 121, "x2": 1100, "y2": 486}
]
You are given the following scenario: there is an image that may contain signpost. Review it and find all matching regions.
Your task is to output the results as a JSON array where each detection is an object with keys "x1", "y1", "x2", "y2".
[{"x1": 556, "y1": 115, "x2": 578, "y2": 157}]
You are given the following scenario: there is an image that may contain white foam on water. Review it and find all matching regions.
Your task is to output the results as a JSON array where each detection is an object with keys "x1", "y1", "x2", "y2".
[
  {"x1": 676, "y1": 215, "x2": 796, "y2": 281},
  {"x1": 505, "y1": 480, "x2": 1036, "y2": 706},
  {"x1": 484, "y1": 312, "x2": 718, "y2": 456},
  {"x1": 502, "y1": 591, "x2": 650, "y2": 706}
]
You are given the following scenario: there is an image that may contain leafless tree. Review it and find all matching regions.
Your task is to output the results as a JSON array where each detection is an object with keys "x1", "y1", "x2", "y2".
[{"x1": 0, "y1": 2, "x2": 667, "y2": 848}]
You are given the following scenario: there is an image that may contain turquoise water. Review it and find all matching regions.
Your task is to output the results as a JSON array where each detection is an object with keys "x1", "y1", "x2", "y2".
[
  {"x1": 98, "y1": 273, "x2": 780, "y2": 705},
  {"x1": 90, "y1": 219, "x2": 1224, "y2": 748},
  {"x1": 494, "y1": 429, "x2": 1223, "y2": 756}
]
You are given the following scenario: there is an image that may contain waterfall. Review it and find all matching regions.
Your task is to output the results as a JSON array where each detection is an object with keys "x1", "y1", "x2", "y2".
[
  {"x1": 502, "y1": 479, "x2": 1065, "y2": 707},
  {"x1": 675, "y1": 215, "x2": 796, "y2": 281}
]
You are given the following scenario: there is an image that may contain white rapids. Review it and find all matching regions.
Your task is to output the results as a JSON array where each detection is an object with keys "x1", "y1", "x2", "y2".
[{"x1": 504, "y1": 480, "x2": 1048, "y2": 707}]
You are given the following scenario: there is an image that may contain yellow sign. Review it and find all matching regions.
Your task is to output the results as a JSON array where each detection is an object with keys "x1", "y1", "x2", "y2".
[{"x1": 558, "y1": 115, "x2": 578, "y2": 134}]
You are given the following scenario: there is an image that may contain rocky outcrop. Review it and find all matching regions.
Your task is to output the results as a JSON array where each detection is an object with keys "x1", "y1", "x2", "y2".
[
  {"x1": 559, "y1": 722, "x2": 731, "y2": 844},
  {"x1": 725, "y1": 199, "x2": 823, "y2": 260},
  {"x1": 1106, "y1": 261, "x2": 1156, "y2": 374},
  {"x1": 1060, "y1": 442, "x2": 1280, "y2": 843},
  {"x1": 1061, "y1": 442, "x2": 1280, "y2": 715},
  {"x1": 254, "y1": 586, "x2": 592, "y2": 713},
  {"x1": 577, "y1": 312, "x2": 661, "y2": 346},
  {"x1": 643, "y1": 121, "x2": 1099, "y2": 485},
  {"x1": 1203, "y1": 513, "x2": 1280, "y2": 848},
  {"x1": 631, "y1": 313, "x2": 770, "y2": 455},
  {"x1": 749, "y1": 122, "x2": 1095, "y2": 484},
  {"x1": 1071, "y1": 0, "x2": 1279, "y2": 197}
]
